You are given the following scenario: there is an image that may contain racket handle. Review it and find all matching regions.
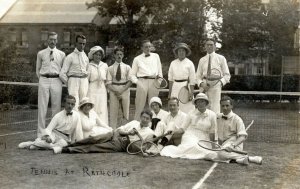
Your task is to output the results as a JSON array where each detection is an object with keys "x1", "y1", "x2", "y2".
[
  {"x1": 232, "y1": 149, "x2": 248, "y2": 155},
  {"x1": 199, "y1": 87, "x2": 205, "y2": 93}
]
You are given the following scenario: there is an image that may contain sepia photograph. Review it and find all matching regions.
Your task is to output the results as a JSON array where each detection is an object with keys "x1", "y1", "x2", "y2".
[{"x1": 0, "y1": 0, "x2": 299, "y2": 188}]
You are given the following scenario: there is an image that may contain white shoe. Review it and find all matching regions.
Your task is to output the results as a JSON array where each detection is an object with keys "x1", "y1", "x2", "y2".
[
  {"x1": 53, "y1": 146, "x2": 62, "y2": 154},
  {"x1": 236, "y1": 157, "x2": 249, "y2": 165},
  {"x1": 249, "y1": 156, "x2": 263, "y2": 165},
  {"x1": 18, "y1": 141, "x2": 34, "y2": 149},
  {"x1": 29, "y1": 145, "x2": 40, "y2": 150}
]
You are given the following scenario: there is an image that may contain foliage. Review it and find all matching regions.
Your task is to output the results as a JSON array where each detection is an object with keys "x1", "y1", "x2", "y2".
[
  {"x1": 87, "y1": 0, "x2": 222, "y2": 64},
  {"x1": 219, "y1": 0, "x2": 298, "y2": 74}
]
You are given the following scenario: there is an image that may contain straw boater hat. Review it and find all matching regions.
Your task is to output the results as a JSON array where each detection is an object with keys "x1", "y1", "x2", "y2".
[
  {"x1": 78, "y1": 97, "x2": 94, "y2": 109},
  {"x1": 88, "y1": 46, "x2": 105, "y2": 60},
  {"x1": 173, "y1": 43, "x2": 191, "y2": 57},
  {"x1": 192, "y1": 93, "x2": 209, "y2": 105},
  {"x1": 149, "y1": 97, "x2": 162, "y2": 107}
]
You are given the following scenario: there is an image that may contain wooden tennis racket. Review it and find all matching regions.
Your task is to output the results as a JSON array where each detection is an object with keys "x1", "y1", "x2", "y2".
[
  {"x1": 200, "y1": 68, "x2": 222, "y2": 92},
  {"x1": 153, "y1": 76, "x2": 168, "y2": 89},
  {"x1": 178, "y1": 85, "x2": 190, "y2": 104},
  {"x1": 126, "y1": 129, "x2": 172, "y2": 157},
  {"x1": 197, "y1": 140, "x2": 248, "y2": 154},
  {"x1": 197, "y1": 120, "x2": 254, "y2": 154}
]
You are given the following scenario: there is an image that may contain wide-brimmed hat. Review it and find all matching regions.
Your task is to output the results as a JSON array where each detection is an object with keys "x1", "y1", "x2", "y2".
[
  {"x1": 149, "y1": 97, "x2": 162, "y2": 107},
  {"x1": 78, "y1": 97, "x2": 94, "y2": 109},
  {"x1": 173, "y1": 43, "x2": 191, "y2": 57},
  {"x1": 192, "y1": 93, "x2": 209, "y2": 105},
  {"x1": 88, "y1": 46, "x2": 105, "y2": 60}
]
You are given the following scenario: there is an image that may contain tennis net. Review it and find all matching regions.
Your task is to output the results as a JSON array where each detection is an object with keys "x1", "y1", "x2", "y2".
[{"x1": 0, "y1": 81, "x2": 299, "y2": 143}]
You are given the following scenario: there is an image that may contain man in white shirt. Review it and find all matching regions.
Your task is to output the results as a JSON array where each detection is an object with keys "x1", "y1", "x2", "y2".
[
  {"x1": 106, "y1": 47, "x2": 132, "y2": 129},
  {"x1": 60, "y1": 34, "x2": 89, "y2": 109},
  {"x1": 214, "y1": 96, "x2": 262, "y2": 165},
  {"x1": 36, "y1": 32, "x2": 65, "y2": 137},
  {"x1": 18, "y1": 95, "x2": 84, "y2": 150},
  {"x1": 196, "y1": 38, "x2": 231, "y2": 113},
  {"x1": 130, "y1": 40, "x2": 163, "y2": 120},
  {"x1": 147, "y1": 97, "x2": 187, "y2": 154},
  {"x1": 55, "y1": 110, "x2": 155, "y2": 154}
]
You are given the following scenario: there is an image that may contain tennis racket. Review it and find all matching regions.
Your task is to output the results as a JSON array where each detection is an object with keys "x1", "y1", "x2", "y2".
[
  {"x1": 178, "y1": 85, "x2": 190, "y2": 104},
  {"x1": 197, "y1": 140, "x2": 248, "y2": 155},
  {"x1": 197, "y1": 120, "x2": 254, "y2": 154},
  {"x1": 200, "y1": 68, "x2": 222, "y2": 92},
  {"x1": 153, "y1": 76, "x2": 168, "y2": 89},
  {"x1": 126, "y1": 129, "x2": 172, "y2": 157}
]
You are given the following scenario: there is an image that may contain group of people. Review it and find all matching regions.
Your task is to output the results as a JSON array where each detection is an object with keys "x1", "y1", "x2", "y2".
[{"x1": 18, "y1": 31, "x2": 262, "y2": 166}]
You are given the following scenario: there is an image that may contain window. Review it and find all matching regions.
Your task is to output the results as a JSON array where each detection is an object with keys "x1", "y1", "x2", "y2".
[
  {"x1": 9, "y1": 29, "x2": 17, "y2": 42},
  {"x1": 21, "y1": 31, "x2": 28, "y2": 47},
  {"x1": 63, "y1": 31, "x2": 71, "y2": 47},
  {"x1": 41, "y1": 30, "x2": 48, "y2": 42}
]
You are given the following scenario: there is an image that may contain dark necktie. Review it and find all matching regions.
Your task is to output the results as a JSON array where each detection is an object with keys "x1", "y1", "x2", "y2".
[
  {"x1": 66, "y1": 112, "x2": 73, "y2": 116},
  {"x1": 207, "y1": 54, "x2": 211, "y2": 76},
  {"x1": 50, "y1": 50, "x2": 54, "y2": 61},
  {"x1": 222, "y1": 115, "x2": 228, "y2": 120},
  {"x1": 116, "y1": 64, "x2": 121, "y2": 81},
  {"x1": 145, "y1": 54, "x2": 150, "y2": 57}
]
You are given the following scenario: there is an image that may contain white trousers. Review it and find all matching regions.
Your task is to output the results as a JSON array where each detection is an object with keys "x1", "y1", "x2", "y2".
[
  {"x1": 68, "y1": 77, "x2": 89, "y2": 110},
  {"x1": 109, "y1": 86, "x2": 130, "y2": 129},
  {"x1": 134, "y1": 79, "x2": 159, "y2": 120},
  {"x1": 171, "y1": 81, "x2": 195, "y2": 114},
  {"x1": 37, "y1": 77, "x2": 62, "y2": 137},
  {"x1": 215, "y1": 137, "x2": 246, "y2": 163},
  {"x1": 87, "y1": 81, "x2": 108, "y2": 125},
  {"x1": 206, "y1": 82, "x2": 222, "y2": 113}
]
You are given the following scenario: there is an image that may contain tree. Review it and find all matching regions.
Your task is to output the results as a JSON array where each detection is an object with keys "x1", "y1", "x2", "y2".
[
  {"x1": 87, "y1": 0, "x2": 221, "y2": 64},
  {"x1": 219, "y1": 0, "x2": 298, "y2": 75}
]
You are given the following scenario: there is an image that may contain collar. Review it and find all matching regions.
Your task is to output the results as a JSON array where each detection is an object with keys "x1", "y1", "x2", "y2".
[
  {"x1": 64, "y1": 109, "x2": 73, "y2": 116},
  {"x1": 207, "y1": 52, "x2": 216, "y2": 58},
  {"x1": 178, "y1": 57, "x2": 186, "y2": 62},
  {"x1": 114, "y1": 61, "x2": 123, "y2": 65},
  {"x1": 222, "y1": 111, "x2": 234, "y2": 119},
  {"x1": 196, "y1": 109, "x2": 208, "y2": 117},
  {"x1": 90, "y1": 61, "x2": 104, "y2": 67},
  {"x1": 142, "y1": 52, "x2": 151, "y2": 57},
  {"x1": 74, "y1": 48, "x2": 83, "y2": 54},
  {"x1": 47, "y1": 47, "x2": 56, "y2": 51}
]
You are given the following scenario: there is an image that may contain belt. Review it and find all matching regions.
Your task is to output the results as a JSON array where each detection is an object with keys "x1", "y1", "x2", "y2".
[
  {"x1": 112, "y1": 81, "x2": 128, "y2": 85},
  {"x1": 68, "y1": 74, "x2": 88, "y2": 78},
  {"x1": 175, "y1": 79, "x2": 188, "y2": 82},
  {"x1": 138, "y1": 76, "x2": 156, "y2": 79},
  {"x1": 41, "y1": 74, "x2": 59, "y2": 78}
]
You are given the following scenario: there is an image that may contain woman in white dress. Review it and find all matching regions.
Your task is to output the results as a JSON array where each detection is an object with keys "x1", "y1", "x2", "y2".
[
  {"x1": 87, "y1": 46, "x2": 109, "y2": 124},
  {"x1": 168, "y1": 43, "x2": 196, "y2": 113},
  {"x1": 160, "y1": 93, "x2": 217, "y2": 159},
  {"x1": 78, "y1": 97, "x2": 112, "y2": 139}
]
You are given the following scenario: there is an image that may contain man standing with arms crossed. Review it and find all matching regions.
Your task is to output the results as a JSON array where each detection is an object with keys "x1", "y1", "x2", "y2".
[
  {"x1": 196, "y1": 39, "x2": 231, "y2": 113},
  {"x1": 36, "y1": 32, "x2": 65, "y2": 137},
  {"x1": 60, "y1": 35, "x2": 89, "y2": 109},
  {"x1": 130, "y1": 40, "x2": 163, "y2": 120}
]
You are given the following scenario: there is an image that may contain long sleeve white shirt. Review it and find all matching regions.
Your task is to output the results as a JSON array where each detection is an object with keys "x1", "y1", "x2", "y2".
[
  {"x1": 196, "y1": 52, "x2": 230, "y2": 86},
  {"x1": 168, "y1": 58, "x2": 196, "y2": 85},
  {"x1": 43, "y1": 109, "x2": 83, "y2": 143},
  {"x1": 130, "y1": 52, "x2": 163, "y2": 84},
  {"x1": 36, "y1": 47, "x2": 65, "y2": 77}
]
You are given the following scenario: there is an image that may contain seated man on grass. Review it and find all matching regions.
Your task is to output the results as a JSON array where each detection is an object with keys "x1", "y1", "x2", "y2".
[
  {"x1": 18, "y1": 95, "x2": 83, "y2": 150},
  {"x1": 53, "y1": 109, "x2": 157, "y2": 154},
  {"x1": 212, "y1": 96, "x2": 262, "y2": 165},
  {"x1": 147, "y1": 97, "x2": 187, "y2": 154}
]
